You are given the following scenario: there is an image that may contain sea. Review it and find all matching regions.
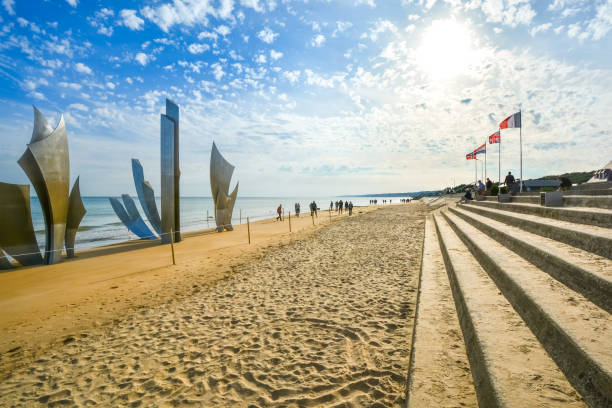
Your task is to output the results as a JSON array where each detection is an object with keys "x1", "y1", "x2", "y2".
[{"x1": 29, "y1": 195, "x2": 412, "y2": 252}]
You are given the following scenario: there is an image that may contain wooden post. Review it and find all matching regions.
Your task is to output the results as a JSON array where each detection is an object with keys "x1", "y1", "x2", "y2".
[
  {"x1": 289, "y1": 211, "x2": 292, "y2": 232},
  {"x1": 247, "y1": 217, "x2": 251, "y2": 244},
  {"x1": 170, "y1": 228, "x2": 176, "y2": 265}
]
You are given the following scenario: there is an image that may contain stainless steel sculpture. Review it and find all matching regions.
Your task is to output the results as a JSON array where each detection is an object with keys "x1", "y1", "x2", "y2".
[
  {"x1": 132, "y1": 159, "x2": 162, "y2": 235},
  {"x1": 0, "y1": 182, "x2": 44, "y2": 266},
  {"x1": 108, "y1": 196, "x2": 155, "y2": 239},
  {"x1": 65, "y1": 177, "x2": 86, "y2": 258},
  {"x1": 17, "y1": 107, "x2": 70, "y2": 264},
  {"x1": 210, "y1": 142, "x2": 239, "y2": 232},
  {"x1": 160, "y1": 99, "x2": 181, "y2": 244}
]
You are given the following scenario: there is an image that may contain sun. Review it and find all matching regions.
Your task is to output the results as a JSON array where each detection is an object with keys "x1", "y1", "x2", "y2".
[{"x1": 415, "y1": 19, "x2": 478, "y2": 79}]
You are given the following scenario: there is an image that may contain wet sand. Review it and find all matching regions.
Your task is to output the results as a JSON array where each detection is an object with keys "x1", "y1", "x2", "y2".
[{"x1": 0, "y1": 204, "x2": 427, "y2": 407}]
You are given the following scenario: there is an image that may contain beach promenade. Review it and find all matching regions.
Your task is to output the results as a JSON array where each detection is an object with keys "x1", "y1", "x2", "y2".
[{"x1": 0, "y1": 204, "x2": 426, "y2": 407}]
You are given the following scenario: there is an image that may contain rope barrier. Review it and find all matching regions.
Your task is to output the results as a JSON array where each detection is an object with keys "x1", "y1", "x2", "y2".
[{"x1": 0, "y1": 206, "x2": 364, "y2": 263}]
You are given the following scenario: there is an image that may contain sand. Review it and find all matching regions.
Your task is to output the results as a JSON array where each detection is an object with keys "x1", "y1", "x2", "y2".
[{"x1": 0, "y1": 203, "x2": 427, "y2": 407}]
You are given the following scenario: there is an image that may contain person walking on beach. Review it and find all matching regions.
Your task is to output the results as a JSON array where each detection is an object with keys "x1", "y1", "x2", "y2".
[
  {"x1": 330, "y1": 201, "x2": 333, "y2": 212},
  {"x1": 344, "y1": 201, "x2": 348, "y2": 211},
  {"x1": 338, "y1": 199, "x2": 343, "y2": 214},
  {"x1": 295, "y1": 202, "x2": 300, "y2": 217},
  {"x1": 348, "y1": 201, "x2": 353, "y2": 215},
  {"x1": 312, "y1": 201, "x2": 318, "y2": 217},
  {"x1": 277, "y1": 204, "x2": 282, "y2": 221}
]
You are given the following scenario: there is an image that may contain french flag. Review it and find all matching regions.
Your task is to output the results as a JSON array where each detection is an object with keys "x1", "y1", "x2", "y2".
[
  {"x1": 489, "y1": 130, "x2": 500, "y2": 144},
  {"x1": 500, "y1": 111, "x2": 521, "y2": 129},
  {"x1": 473, "y1": 143, "x2": 486, "y2": 155}
]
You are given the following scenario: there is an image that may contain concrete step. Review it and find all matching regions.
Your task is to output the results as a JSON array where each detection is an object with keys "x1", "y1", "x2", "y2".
[
  {"x1": 510, "y1": 195, "x2": 540, "y2": 204},
  {"x1": 449, "y1": 206, "x2": 612, "y2": 314},
  {"x1": 442, "y1": 210, "x2": 612, "y2": 407},
  {"x1": 564, "y1": 195, "x2": 612, "y2": 209},
  {"x1": 466, "y1": 200, "x2": 612, "y2": 228},
  {"x1": 565, "y1": 189, "x2": 612, "y2": 196},
  {"x1": 407, "y1": 217, "x2": 477, "y2": 407},
  {"x1": 459, "y1": 203, "x2": 612, "y2": 260},
  {"x1": 433, "y1": 214, "x2": 586, "y2": 407}
]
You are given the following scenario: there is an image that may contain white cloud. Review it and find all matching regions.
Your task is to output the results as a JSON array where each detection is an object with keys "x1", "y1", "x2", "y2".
[
  {"x1": 255, "y1": 53, "x2": 267, "y2": 64},
  {"x1": 479, "y1": 0, "x2": 536, "y2": 27},
  {"x1": 283, "y1": 70, "x2": 300, "y2": 83},
  {"x1": 270, "y1": 50, "x2": 283, "y2": 60},
  {"x1": 366, "y1": 20, "x2": 398, "y2": 41},
  {"x1": 66, "y1": 0, "x2": 78, "y2": 7},
  {"x1": 141, "y1": 0, "x2": 233, "y2": 32},
  {"x1": 585, "y1": 0, "x2": 612, "y2": 40},
  {"x1": 211, "y1": 62, "x2": 225, "y2": 80},
  {"x1": 88, "y1": 7, "x2": 114, "y2": 36},
  {"x1": 567, "y1": 22, "x2": 582, "y2": 38},
  {"x1": 311, "y1": 34, "x2": 326, "y2": 47},
  {"x1": 119, "y1": 9, "x2": 145, "y2": 30},
  {"x1": 215, "y1": 25, "x2": 231, "y2": 36},
  {"x1": 240, "y1": 0, "x2": 264, "y2": 12},
  {"x1": 198, "y1": 31, "x2": 219, "y2": 41},
  {"x1": 2, "y1": 0, "x2": 14, "y2": 15},
  {"x1": 59, "y1": 81, "x2": 82, "y2": 90},
  {"x1": 187, "y1": 43, "x2": 210, "y2": 54},
  {"x1": 257, "y1": 27, "x2": 278, "y2": 43},
  {"x1": 134, "y1": 52, "x2": 150, "y2": 65},
  {"x1": 75, "y1": 62, "x2": 93, "y2": 75},
  {"x1": 530, "y1": 23, "x2": 552, "y2": 37},
  {"x1": 69, "y1": 103, "x2": 89, "y2": 112},
  {"x1": 332, "y1": 21, "x2": 353, "y2": 37},
  {"x1": 106, "y1": 82, "x2": 116, "y2": 89},
  {"x1": 355, "y1": 0, "x2": 376, "y2": 7}
]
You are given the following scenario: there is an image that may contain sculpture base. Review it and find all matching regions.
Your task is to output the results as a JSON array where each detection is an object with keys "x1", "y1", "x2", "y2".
[{"x1": 215, "y1": 224, "x2": 233, "y2": 232}]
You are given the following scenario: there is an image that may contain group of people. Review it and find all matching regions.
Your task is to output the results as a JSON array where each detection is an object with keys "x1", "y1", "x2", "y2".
[
  {"x1": 276, "y1": 201, "x2": 319, "y2": 221},
  {"x1": 331, "y1": 200, "x2": 354, "y2": 215}
]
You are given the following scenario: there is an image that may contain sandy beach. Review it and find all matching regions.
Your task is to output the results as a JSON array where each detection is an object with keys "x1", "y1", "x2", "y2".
[{"x1": 0, "y1": 203, "x2": 427, "y2": 407}]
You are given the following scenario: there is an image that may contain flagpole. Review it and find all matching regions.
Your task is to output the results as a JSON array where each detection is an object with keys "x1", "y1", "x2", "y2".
[
  {"x1": 485, "y1": 143, "x2": 487, "y2": 182},
  {"x1": 498, "y1": 127, "x2": 501, "y2": 196},
  {"x1": 474, "y1": 156, "x2": 477, "y2": 187},
  {"x1": 519, "y1": 108, "x2": 523, "y2": 193}
]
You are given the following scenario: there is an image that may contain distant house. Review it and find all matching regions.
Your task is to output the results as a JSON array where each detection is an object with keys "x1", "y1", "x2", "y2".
[
  {"x1": 587, "y1": 160, "x2": 612, "y2": 183},
  {"x1": 522, "y1": 179, "x2": 560, "y2": 192}
]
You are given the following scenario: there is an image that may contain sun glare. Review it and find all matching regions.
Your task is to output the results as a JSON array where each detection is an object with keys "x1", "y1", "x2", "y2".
[{"x1": 416, "y1": 19, "x2": 477, "y2": 79}]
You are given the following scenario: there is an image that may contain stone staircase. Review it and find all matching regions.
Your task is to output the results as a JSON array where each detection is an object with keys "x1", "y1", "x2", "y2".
[{"x1": 407, "y1": 193, "x2": 612, "y2": 407}]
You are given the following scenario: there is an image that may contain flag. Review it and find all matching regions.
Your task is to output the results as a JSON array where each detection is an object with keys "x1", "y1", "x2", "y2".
[
  {"x1": 499, "y1": 111, "x2": 521, "y2": 129},
  {"x1": 474, "y1": 143, "x2": 486, "y2": 155},
  {"x1": 488, "y1": 130, "x2": 500, "y2": 144},
  {"x1": 466, "y1": 152, "x2": 475, "y2": 160}
]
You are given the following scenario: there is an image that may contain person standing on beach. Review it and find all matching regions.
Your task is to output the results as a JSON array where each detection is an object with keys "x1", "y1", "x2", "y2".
[
  {"x1": 277, "y1": 204, "x2": 282, "y2": 221},
  {"x1": 348, "y1": 201, "x2": 353, "y2": 215},
  {"x1": 344, "y1": 201, "x2": 348, "y2": 211},
  {"x1": 295, "y1": 202, "x2": 300, "y2": 217},
  {"x1": 338, "y1": 199, "x2": 343, "y2": 214},
  {"x1": 313, "y1": 201, "x2": 318, "y2": 217},
  {"x1": 330, "y1": 201, "x2": 333, "y2": 212}
]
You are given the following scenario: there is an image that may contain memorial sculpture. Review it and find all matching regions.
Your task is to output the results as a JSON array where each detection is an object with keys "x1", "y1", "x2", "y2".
[
  {"x1": 108, "y1": 159, "x2": 161, "y2": 240},
  {"x1": 65, "y1": 177, "x2": 86, "y2": 258},
  {"x1": 210, "y1": 142, "x2": 239, "y2": 232},
  {"x1": 0, "y1": 107, "x2": 86, "y2": 266},
  {"x1": 0, "y1": 182, "x2": 44, "y2": 266},
  {"x1": 160, "y1": 99, "x2": 181, "y2": 244},
  {"x1": 132, "y1": 159, "x2": 162, "y2": 235}
]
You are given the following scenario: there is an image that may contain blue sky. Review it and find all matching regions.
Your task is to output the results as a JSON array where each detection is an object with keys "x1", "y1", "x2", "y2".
[{"x1": 0, "y1": 0, "x2": 610, "y2": 196}]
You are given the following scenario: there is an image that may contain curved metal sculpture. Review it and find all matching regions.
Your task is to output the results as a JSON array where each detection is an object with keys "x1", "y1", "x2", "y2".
[
  {"x1": 132, "y1": 159, "x2": 161, "y2": 235},
  {"x1": 65, "y1": 177, "x2": 86, "y2": 258},
  {"x1": 0, "y1": 182, "x2": 44, "y2": 266},
  {"x1": 109, "y1": 196, "x2": 155, "y2": 240},
  {"x1": 17, "y1": 107, "x2": 69, "y2": 264},
  {"x1": 210, "y1": 142, "x2": 239, "y2": 232},
  {"x1": 160, "y1": 98, "x2": 181, "y2": 244}
]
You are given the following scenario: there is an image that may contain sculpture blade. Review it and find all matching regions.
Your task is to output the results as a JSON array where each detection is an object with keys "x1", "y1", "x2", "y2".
[
  {"x1": 0, "y1": 182, "x2": 44, "y2": 266},
  {"x1": 65, "y1": 176, "x2": 86, "y2": 258},
  {"x1": 131, "y1": 159, "x2": 161, "y2": 235},
  {"x1": 17, "y1": 107, "x2": 69, "y2": 264},
  {"x1": 210, "y1": 142, "x2": 238, "y2": 231},
  {"x1": 121, "y1": 194, "x2": 156, "y2": 239}
]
